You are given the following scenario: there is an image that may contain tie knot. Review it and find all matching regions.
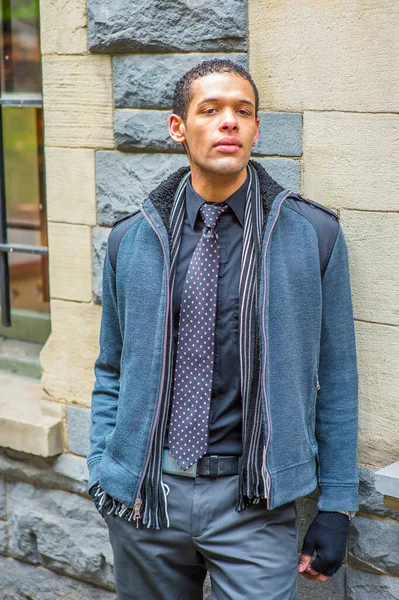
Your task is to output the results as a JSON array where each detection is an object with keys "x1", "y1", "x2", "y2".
[{"x1": 199, "y1": 202, "x2": 229, "y2": 230}]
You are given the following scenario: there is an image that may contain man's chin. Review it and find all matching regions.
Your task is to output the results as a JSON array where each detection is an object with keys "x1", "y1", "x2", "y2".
[{"x1": 200, "y1": 155, "x2": 250, "y2": 176}]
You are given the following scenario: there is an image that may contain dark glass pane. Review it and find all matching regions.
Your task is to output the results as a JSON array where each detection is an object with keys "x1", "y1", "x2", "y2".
[
  {"x1": 3, "y1": 105, "x2": 49, "y2": 313},
  {"x1": 0, "y1": 0, "x2": 41, "y2": 97}
]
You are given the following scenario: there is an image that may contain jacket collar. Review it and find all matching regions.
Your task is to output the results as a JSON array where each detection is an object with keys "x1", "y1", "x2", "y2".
[{"x1": 147, "y1": 159, "x2": 284, "y2": 234}]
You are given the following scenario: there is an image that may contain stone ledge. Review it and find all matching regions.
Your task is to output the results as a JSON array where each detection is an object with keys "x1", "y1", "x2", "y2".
[
  {"x1": 0, "y1": 338, "x2": 41, "y2": 379},
  {"x1": 0, "y1": 371, "x2": 63, "y2": 457},
  {"x1": 358, "y1": 465, "x2": 399, "y2": 521},
  {"x1": 375, "y1": 462, "x2": 399, "y2": 510}
]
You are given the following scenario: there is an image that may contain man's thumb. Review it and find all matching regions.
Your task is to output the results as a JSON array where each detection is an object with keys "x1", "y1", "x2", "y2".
[{"x1": 298, "y1": 553, "x2": 312, "y2": 572}]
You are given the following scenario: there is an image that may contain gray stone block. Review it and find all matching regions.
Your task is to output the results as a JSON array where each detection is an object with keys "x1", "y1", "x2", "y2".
[
  {"x1": 348, "y1": 514, "x2": 399, "y2": 576},
  {"x1": 88, "y1": 0, "x2": 247, "y2": 54},
  {"x1": 96, "y1": 152, "x2": 300, "y2": 227},
  {"x1": 114, "y1": 110, "x2": 303, "y2": 157},
  {"x1": 92, "y1": 227, "x2": 110, "y2": 305},
  {"x1": 7, "y1": 480, "x2": 114, "y2": 587},
  {"x1": 346, "y1": 566, "x2": 399, "y2": 600},
  {"x1": 359, "y1": 465, "x2": 399, "y2": 521},
  {"x1": 96, "y1": 151, "x2": 188, "y2": 226},
  {"x1": 0, "y1": 476, "x2": 6, "y2": 519},
  {"x1": 0, "y1": 520, "x2": 8, "y2": 555},
  {"x1": 254, "y1": 112, "x2": 302, "y2": 157},
  {"x1": 0, "y1": 555, "x2": 117, "y2": 599},
  {"x1": 114, "y1": 53, "x2": 248, "y2": 109},
  {"x1": 295, "y1": 497, "x2": 318, "y2": 550},
  {"x1": 114, "y1": 110, "x2": 182, "y2": 153},
  {"x1": 66, "y1": 405, "x2": 92, "y2": 457},
  {"x1": 298, "y1": 564, "x2": 346, "y2": 600},
  {"x1": 0, "y1": 447, "x2": 89, "y2": 495},
  {"x1": 255, "y1": 158, "x2": 301, "y2": 193}
]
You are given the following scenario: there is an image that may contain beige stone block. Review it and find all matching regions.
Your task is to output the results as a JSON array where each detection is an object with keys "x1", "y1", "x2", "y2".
[
  {"x1": 340, "y1": 210, "x2": 399, "y2": 326},
  {"x1": 42, "y1": 56, "x2": 114, "y2": 148},
  {"x1": 45, "y1": 148, "x2": 96, "y2": 225},
  {"x1": 0, "y1": 372, "x2": 63, "y2": 457},
  {"x1": 41, "y1": 300, "x2": 101, "y2": 407},
  {"x1": 249, "y1": 0, "x2": 399, "y2": 112},
  {"x1": 303, "y1": 112, "x2": 399, "y2": 211},
  {"x1": 47, "y1": 223, "x2": 92, "y2": 302},
  {"x1": 356, "y1": 321, "x2": 399, "y2": 468},
  {"x1": 40, "y1": 0, "x2": 87, "y2": 55}
]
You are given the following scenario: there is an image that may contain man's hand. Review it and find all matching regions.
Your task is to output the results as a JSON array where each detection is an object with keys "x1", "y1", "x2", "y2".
[{"x1": 298, "y1": 511, "x2": 350, "y2": 581}]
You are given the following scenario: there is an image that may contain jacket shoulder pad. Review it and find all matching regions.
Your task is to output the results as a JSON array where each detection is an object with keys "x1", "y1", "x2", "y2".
[
  {"x1": 284, "y1": 193, "x2": 340, "y2": 277},
  {"x1": 108, "y1": 209, "x2": 143, "y2": 272}
]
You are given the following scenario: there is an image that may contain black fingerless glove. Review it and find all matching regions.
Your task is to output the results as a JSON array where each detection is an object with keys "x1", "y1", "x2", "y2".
[{"x1": 301, "y1": 511, "x2": 350, "y2": 577}]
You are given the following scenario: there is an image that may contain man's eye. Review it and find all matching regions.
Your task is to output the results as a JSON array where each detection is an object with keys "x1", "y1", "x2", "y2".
[
  {"x1": 238, "y1": 109, "x2": 251, "y2": 116},
  {"x1": 203, "y1": 108, "x2": 217, "y2": 114}
]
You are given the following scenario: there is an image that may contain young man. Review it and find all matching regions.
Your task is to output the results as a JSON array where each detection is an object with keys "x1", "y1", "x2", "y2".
[{"x1": 87, "y1": 59, "x2": 359, "y2": 599}]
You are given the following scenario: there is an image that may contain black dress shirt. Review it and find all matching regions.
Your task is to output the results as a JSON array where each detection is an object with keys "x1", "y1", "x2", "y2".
[{"x1": 165, "y1": 174, "x2": 249, "y2": 456}]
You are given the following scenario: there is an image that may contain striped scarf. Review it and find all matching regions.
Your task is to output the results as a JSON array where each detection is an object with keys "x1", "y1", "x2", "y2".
[
  {"x1": 141, "y1": 162, "x2": 266, "y2": 526},
  {"x1": 93, "y1": 163, "x2": 268, "y2": 527}
]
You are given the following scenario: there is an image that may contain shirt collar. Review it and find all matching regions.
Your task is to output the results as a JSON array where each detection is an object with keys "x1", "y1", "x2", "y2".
[{"x1": 185, "y1": 172, "x2": 249, "y2": 230}]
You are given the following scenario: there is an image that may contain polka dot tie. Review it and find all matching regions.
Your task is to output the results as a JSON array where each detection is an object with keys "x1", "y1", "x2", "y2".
[{"x1": 168, "y1": 201, "x2": 230, "y2": 470}]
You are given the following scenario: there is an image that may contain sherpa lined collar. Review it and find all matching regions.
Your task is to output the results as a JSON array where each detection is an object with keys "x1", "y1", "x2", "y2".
[{"x1": 148, "y1": 159, "x2": 284, "y2": 236}]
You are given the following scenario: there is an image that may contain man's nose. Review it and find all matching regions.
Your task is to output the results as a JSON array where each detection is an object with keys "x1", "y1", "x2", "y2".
[{"x1": 220, "y1": 109, "x2": 239, "y2": 130}]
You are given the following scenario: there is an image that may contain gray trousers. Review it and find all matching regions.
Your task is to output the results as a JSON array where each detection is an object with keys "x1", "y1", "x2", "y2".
[{"x1": 104, "y1": 473, "x2": 298, "y2": 600}]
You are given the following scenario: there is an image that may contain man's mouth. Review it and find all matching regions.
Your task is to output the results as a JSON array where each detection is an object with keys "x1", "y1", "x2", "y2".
[{"x1": 213, "y1": 137, "x2": 242, "y2": 153}]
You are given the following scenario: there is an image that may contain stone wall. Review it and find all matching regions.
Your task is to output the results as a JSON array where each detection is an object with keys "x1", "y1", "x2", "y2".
[
  {"x1": 0, "y1": 448, "x2": 116, "y2": 598},
  {"x1": 249, "y1": 0, "x2": 399, "y2": 597},
  {"x1": 1, "y1": 0, "x2": 395, "y2": 597}
]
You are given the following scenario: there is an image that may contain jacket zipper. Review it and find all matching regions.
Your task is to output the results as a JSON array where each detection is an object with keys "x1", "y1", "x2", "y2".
[
  {"x1": 261, "y1": 191, "x2": 292, "y2": 509},
  {"x1": 134, "y1": 202, "x2": 171, "y2": 527},
  {"x1": 137, "y1": 189, "x2": 299, "y2": 516}
]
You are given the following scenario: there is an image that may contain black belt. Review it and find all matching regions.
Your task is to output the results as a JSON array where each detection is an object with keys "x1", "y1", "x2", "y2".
[{"x1": 162, "y1": 449, "x2": 239, "y2": 478}]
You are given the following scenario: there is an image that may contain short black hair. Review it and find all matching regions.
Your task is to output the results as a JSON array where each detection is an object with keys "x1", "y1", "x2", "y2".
[{"x1": 172, "y1": 59, "x2": 259, "y2": 121}]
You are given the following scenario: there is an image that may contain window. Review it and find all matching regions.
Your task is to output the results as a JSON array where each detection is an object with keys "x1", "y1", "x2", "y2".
[{"x1": 0, "y1": 0, "x2": 50, "y2": 343}]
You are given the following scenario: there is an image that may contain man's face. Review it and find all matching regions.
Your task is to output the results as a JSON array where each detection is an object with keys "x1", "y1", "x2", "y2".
[{"x1": 169, "y1": 72, "x2": 260, "y2": 177}]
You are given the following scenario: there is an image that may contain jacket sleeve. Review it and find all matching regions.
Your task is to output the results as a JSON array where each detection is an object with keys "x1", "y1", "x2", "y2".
[
  {"x1": 86, "y1": 241, "x2": 122, "y2": 494},
  {"x1": 316, "y1": 222, "x2": 359, "y2": 512}
]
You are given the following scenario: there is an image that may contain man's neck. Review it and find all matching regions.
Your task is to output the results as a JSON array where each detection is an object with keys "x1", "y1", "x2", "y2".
[{"x1": 190, "y1": 165, "x2": 248, "y2": 203}]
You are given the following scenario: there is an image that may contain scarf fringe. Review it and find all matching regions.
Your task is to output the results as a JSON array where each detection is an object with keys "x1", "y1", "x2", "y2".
[
  {"x1": 91, "y1": 483, "x2": 138, "y2": 522},
  {"x1": 91, "y1": 481, "x2": 171, "y2": 529}
]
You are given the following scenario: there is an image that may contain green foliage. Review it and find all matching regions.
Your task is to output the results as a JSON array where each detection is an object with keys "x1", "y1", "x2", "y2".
[{"x1": 1, "y1": 0, "x2": 39, "y2": 22}]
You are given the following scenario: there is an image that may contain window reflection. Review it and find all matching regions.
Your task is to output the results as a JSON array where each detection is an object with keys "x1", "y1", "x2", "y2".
[
  {"x1": 3, "y1": 105, "x2": 48, "y2": 313},
  {"x1": 0, "y1": 0, "x2": 42, "y2": 97}
]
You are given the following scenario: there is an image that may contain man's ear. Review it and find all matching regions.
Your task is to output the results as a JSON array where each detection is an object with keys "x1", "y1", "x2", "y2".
[
  {"x1": 252, "y1": 116, "x2": 260, "y2": 146},
  {"x1": 169, "y1": 114, "x2": 186, "y2": 145}
]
